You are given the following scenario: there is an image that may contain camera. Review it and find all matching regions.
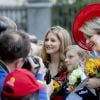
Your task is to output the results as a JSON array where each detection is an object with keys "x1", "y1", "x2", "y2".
[
  {"x1": 22, "y1": 56, "x2": 51, "y2": 84},
  {"x1": 22, "y1": 56, "x2": 40, "y2": 73},
  {"x1": 44, "y1": 68, "x2": 51, "y2": 84}
]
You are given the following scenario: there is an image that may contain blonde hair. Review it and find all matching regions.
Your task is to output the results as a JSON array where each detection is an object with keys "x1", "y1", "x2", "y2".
[
  {"x1": 41, "y1": 26, "x2": 72, "y2": 72},
  {"x1": 67, "y1": 45, "x2": 90, "y2": 60},
  {"x1": 79, "y1": 17, "x2": 100, "y2": 36}
]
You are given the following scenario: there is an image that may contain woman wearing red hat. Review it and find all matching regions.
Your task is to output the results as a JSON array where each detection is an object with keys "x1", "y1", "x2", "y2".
[
  {"x1": 79, "y1": 17, "x2": 100, "y2": 91},
  {"x1": 66, "y1": 3, "x2": 100, "y2": 100},
  {"x1": 72, "y1": 3, "x2": 100, "y2": 89}
]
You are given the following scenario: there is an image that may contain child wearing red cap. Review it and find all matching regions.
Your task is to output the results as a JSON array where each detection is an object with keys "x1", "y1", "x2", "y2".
[{"x1": 1, "y1": 68, "x2": 44, "y2": 100}]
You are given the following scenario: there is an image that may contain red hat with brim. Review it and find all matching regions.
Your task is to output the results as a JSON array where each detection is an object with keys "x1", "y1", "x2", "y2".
[
  {"x1": 2, "y1": 68, "x2": 44, "y2": 97},
  {"x1": 72, "y1": 3, "x2": 100, "y2": 51}
]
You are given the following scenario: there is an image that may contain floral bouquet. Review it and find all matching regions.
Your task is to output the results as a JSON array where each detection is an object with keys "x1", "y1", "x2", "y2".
[
  {"x1": 52, "y1": 71, "x2": 67, "y2": 94},
  {"x1": 67, "y1": 66, "x2": 87, "y2": 92},
  {"x1": 85, "y1": 58, "x2": 100, "y2": 78}
]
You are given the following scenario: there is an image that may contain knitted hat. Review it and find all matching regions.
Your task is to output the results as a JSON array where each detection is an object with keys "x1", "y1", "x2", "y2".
[
  {"x1": 72, "y1": 3, "x2": 100, "y2": 51},
  {"x1": 2, "y1": 68, "x2": 43, "y2": 97}
]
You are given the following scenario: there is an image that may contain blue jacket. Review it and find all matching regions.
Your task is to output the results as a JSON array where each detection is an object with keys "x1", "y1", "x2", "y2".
[
  {"x1": 0, "y1": 61, "x2": 9, "y2": 93},
  {"x1": 90, "y1": 51, "x2": 100, "y2": 57},
  {"x1": 36, "y1": 73, "x2": 49, "y2": 100}
]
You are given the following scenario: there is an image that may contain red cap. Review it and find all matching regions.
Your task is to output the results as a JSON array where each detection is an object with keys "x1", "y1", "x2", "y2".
[
  {"x1": 2, "y1": 68, "x2": 43, "y2": 97},
  {"x1": 72, "y1": 3, "x2": 100, "y2": 51}
]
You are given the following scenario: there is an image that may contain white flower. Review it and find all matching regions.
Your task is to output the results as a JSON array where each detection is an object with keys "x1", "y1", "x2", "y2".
[
  {"x1": 68, "y1": 66, "x2": 87, "y2": 86},
  {"x1": 68, "y1": 74, "x2": 77, "y2": 85}
]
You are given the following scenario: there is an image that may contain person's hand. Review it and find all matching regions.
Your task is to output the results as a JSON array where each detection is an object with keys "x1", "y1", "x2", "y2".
[
  {"x1": 34, "y1": 56, "x2": 46, "y2": 78},
  {"x1": 46, "y1": 79, "x2": 54, "y2": 96},
  {"x1": 37, "y1": 79, "x2": 54, "y2": 96},
  {"x1": 85, "y1": 78, "x2": 100, "y2": 88},
  {"x1": 90, "y1": 34, "x2": 100, "y2": 51}
]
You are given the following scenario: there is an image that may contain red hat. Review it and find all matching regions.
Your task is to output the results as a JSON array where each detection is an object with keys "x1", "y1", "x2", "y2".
[
  {"x1": 2, "y1": 68, "x2": 43, "y2": 97},
  {"x1": 72, "y1": 3, "x2": 100, "y2": 51}
]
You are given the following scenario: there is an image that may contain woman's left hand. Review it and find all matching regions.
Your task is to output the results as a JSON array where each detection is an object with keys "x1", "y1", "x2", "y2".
[{"x1": 85, "y1": 78, "x2": 100, "y2": 88}]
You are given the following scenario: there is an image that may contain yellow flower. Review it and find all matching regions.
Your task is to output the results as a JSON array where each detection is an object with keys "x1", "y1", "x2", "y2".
[
  {"x1": 95, "y1": 59, "x2": 100, "y2": 69},
  {"x1": 85, "y1": 58, "x2": 100, "y2": 77},
  {"x1": 53, "y1": 80, "x2": 60, "y2": 92}
]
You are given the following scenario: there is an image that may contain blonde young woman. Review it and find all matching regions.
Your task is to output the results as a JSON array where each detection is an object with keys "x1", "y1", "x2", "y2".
[{"x1": 40, "y1": 26, "x2": 72, "y2": 100}]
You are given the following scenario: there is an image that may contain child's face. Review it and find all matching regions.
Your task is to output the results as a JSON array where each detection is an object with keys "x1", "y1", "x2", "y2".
[{"x1": 65, "y1": 50, "x2": 81, "y2": 72}]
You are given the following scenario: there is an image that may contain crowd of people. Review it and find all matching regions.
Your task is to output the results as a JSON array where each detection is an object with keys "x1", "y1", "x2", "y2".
[{"x1": 0, "y1": 3, "x2": 100, "y2": 100}]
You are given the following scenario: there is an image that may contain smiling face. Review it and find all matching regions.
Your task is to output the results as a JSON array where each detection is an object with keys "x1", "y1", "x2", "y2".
[
  {"x1": 79, "y1": 17, "x2": 100, "y2": 52},
  {"x1": 44, "y1": 32, "x2": 61, "y2": 55},
  {"x1": 65, "y1": 50, "x2": 81, "y2": 72},
  {"x1": 85, "y1": 34, "x2": 100, "y2": 52}
]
